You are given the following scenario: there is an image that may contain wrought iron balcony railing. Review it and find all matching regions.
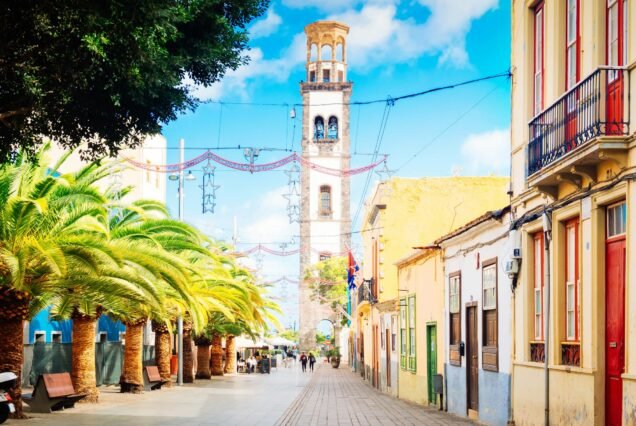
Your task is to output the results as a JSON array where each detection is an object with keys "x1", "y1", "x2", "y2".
[
  {"x1": 357, "y1": 279, "x2": 376, "y2": 305},
  {"x1": 527, "y1": 66, "x2": 629, "y2": 177}
]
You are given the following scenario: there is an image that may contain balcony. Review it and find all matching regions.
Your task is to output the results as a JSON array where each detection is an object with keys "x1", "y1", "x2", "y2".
[
  {"x1": 357, "y1": 279, "x2": 376, "y2": 305},
  {"x1": 527, "y1": 67, "x2": 630, "y2": 191}
]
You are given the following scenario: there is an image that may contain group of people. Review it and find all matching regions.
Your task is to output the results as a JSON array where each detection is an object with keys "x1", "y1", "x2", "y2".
[{"x1": 299, "y1": 352, "x2": 316, "y2": 372}]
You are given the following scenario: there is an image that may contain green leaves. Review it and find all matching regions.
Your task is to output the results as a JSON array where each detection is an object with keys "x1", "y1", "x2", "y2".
[{"x1": 0, "y1": 0, "x2": 269, "y2": 163}]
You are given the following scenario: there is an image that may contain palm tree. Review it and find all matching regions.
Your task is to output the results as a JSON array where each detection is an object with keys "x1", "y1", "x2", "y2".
[
  {"x1": 0, "y1": 146, "x2": 114, "y2": 415},
  {"x1": 193, "y1": 333, "x2": 211, "y2": 379},
  {"x1": 152, "y1": 320, "x2": 172, "y2": 386}
]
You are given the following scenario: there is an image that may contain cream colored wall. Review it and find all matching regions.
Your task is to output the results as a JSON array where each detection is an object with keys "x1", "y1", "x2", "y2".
[
  {"x1": 47, "y1": 134, "x2": 167, "y2": 204},
  {"x1": 396, "y1": 251, "x2": 445, "y2": 406},
  {"x1": 361, "y1": 177, "x2": 510, "y2": 306}
]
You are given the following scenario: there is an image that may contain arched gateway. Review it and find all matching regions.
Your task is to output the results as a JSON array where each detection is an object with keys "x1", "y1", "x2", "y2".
[{"x1": 298, "y1": 21, "x2": 352, "y2": 351}]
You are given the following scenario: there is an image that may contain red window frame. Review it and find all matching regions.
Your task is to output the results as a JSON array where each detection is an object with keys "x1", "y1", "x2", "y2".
[
  {"x1": 534, "y1": 2, "x2": 545, "y2": 115},
  {"x1": 564, "y1": 218, "x2": 580, "y2": 341},
  {"x1": 565, "y1": 0, "x2": 581, "y2": 89},
  {"x1": 533, "y1": 232, "x2": 545, "y2": 341},
  {"x1": 606, "y1": 0, "x2": 627, "y2": 68}
]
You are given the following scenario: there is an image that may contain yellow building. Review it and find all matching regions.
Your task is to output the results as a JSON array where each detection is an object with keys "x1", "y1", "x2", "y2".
[
  {"x1": 510, "y1": 1, "x2": 635, "y2": 424},
  {"x1": 395, "y1": 247, "x2": 444, "y2": 407},
  {"x1": 352, "y1": 176, "x2": 509, "y2": 398}
]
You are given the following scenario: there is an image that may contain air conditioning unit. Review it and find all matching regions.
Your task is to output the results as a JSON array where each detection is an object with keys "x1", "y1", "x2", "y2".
[{"x1": 504, "y1": 259, "x2": 519, "y2": 277}]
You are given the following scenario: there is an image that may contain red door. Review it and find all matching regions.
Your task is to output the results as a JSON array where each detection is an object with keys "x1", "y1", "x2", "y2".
[
  {"x1": 606, "y1": 0, "x2": 626, "y2": 134},
  {"x1": 606, "y1": 236, "x2": 626, "y2": 426}
]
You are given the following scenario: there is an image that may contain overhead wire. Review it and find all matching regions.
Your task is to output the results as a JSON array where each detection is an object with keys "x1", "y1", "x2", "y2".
[
  {"x1": 201, "y1": 71, "x2": 511, "y2": 108},
  {"x1": 395, "y1": 81, "x2": 506, "y2": 172}
]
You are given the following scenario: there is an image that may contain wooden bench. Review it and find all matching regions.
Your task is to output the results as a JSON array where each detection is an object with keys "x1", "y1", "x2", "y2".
[
  {"x1": 143, "y1": 366, "x2": 169, "y2": 391},
  {"x1": 23, "y1": 373, "x2": 87, "y2": 413}
]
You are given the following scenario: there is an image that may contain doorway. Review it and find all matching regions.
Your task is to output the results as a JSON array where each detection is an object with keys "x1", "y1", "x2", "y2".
[
  {"x1": 385, "y1": 328, "x2": 391, "y2": 387},
  {"x1": 466, "y1": 304, "x2": 479, "y2": 413},
  {"x1": 426, "y1": 324, "x2": 437, "y2": 403},
  {"x1": 605, "y1": 201, "x2": 627, "y2": 426},
  {"x1": 372, "y1": 325, "x2": 379, "y2": 388}
]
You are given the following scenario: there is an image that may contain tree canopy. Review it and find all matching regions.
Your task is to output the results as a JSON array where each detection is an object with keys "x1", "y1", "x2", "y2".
[
  {"x1": 304, "y1": 256, "x2": 348, "y2": 326},
  {"x1": 0, "y1": 0, "x2": 268, "y2": 163}
]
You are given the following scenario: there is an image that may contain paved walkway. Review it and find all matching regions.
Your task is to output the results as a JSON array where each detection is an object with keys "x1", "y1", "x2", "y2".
[
  {"x1": 277, "y1": 365, "x2": 472, "y2": 426},
  {"x1": 16, "y1": 363, "x2": 310, "y2": 425},
  {"x1": 12, "y1": 362, "x2": 472, "y2": 425}
]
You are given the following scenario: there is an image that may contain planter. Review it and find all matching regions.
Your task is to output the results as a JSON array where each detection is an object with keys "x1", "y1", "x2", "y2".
[{"x1": 330, "y1": 357, "x2": 341, "y2": 369}]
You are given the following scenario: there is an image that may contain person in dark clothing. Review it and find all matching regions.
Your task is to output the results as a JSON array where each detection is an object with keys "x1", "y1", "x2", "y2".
[
  {"x1": 309, "y1": 353, "x2": 316, "y2": 372},
  {"x1": 300, "y1": 352, "x2": 308, "y2": 372}
]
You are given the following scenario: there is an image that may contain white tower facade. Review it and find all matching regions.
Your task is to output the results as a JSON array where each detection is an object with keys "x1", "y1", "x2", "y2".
[{"x1": 299, "y1": 21, "x2": 352, "y2": 350}]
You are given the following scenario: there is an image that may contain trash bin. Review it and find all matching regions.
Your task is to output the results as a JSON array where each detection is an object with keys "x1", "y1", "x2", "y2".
[{"x1": 259, "y1": 359, "x2": 270, "y2": 374}]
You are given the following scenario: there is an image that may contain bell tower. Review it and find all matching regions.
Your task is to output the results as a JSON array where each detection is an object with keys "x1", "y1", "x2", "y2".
[{"x1": 299, "y1": 21, "x2": 352, "y2": 350}]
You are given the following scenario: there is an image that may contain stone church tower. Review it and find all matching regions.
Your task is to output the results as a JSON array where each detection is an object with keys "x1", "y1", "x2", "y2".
[{"x1": 299, "y1": 21, "x2": 352, "y2": 350}]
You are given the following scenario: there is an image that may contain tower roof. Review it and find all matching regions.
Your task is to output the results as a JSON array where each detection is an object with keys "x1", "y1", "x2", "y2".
[{"x1": 304, "y1": 21, "x2": 350, "y2": 36}]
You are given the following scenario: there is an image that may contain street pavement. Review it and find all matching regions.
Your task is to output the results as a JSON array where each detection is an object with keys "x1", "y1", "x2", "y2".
[{"x1": 12, "y1": 361, "x2": 472, "y2": 425}]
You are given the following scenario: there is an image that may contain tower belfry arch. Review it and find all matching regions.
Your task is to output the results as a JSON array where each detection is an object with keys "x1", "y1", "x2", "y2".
[{"x1": 299, "y1": 21, "x2": 352, "y2": 350}]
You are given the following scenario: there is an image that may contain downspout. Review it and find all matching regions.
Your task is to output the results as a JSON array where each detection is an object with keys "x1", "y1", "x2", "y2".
[
  {"x1": 543, "y1": 210, "x2": 552, "y2": 426},
  {"x1": 510, "y1": 274, "x2": 517, "y2": 424}
]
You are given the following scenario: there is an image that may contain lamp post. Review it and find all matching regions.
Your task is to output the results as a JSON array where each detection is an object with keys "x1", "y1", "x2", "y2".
[{"x1": 169, "y1": 138, "x2": 196, "y2": 386}]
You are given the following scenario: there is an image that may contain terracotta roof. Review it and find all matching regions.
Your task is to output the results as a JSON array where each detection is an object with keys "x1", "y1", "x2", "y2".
[{"x1": 435, "y1": 205, "x2": 511, "y2": 245}]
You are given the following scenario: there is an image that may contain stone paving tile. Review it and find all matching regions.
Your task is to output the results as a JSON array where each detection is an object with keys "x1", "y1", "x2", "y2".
[{"x1": 276, "y1": 364, "x2": 474, "y2": 426}]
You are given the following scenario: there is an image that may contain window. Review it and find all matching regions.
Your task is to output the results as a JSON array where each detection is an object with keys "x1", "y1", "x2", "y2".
[
  {"x1": 565, "y1": 219, "x2": 579, "y2": 341},
  {"x1": 338, "y1": 70, "x2": 344, "y2": 82},
  {"x1": 98, "y1": 332, "x2": 107, "y2": 343},
  {"x1": 531, "y1": 232, "x2": 545, "y2": 363},
  {"x1": 314, "y1": 116, "x2": 325, "y2": 140},
  {"x1": 327, "y1": 116, "x2": 338, "y2": 139},
  {"x1": 534, "y1": 2, "x2": 545, "y2": 115},
  {"x1": 391, "y1": 316, "x2": 397, "y2": 352},
  {"x1": 319, "y1": 252, "x2": 331, "y2": 261},
  {"x1": 310, "y1": 70, "x2": 316, "y2": 82},
  {"x1": 319, "y1": 185, "x2": 331, "y2": 216},
  {"x1": 400, "y1": 299, "x2": 407, "y2": 369},
  {"x1": 566, "y1": 0, "x2": 580, "y2": 89},
  {"x1": 52, "y1": 332, "x2": 62, "y2": 343},
  {"x1": 607, "y1": 201, "x2": 627, "y2": 237},
  {"x1": 482, "y1": 259, "x2": 498, "y2": 371},
  {"x1": 607, "y1": 0, "x2": 628, "y2": 80},
  {"x1": 380, "y1": 317, "x2": 385, "y2": 349},
  {"x1": 449, "y1": 272, "x2": 461, "y2": 366},
  {"x1": 408, "y1": 296, "x2": 416, "y2": 371},
  {"x1": 34, "y1": 332, "x2": 45, "y2": 343},
  {"x1": 323, "y1": 69, "x2": 330, "y2": 82}
]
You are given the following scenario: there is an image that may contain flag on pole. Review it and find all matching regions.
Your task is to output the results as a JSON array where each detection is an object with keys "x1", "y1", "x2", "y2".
[{"x1": 347, "y1": 251, "x2": 359, "y2": 290}]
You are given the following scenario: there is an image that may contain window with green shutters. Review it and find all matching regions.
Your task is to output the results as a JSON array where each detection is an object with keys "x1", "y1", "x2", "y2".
[
  {"x1": 400, "y1": 299, "x2": 407, "y2": 369},
  {"x1": 408, "y1": 295, "x2": 416, "y2": 371}
]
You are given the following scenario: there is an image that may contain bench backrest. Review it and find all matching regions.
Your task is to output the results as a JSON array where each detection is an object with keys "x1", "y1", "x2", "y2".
[
  {"x1": 43, "y1": 373, "x2": 76, "y2": 398},
  {"x1": 145, "y1": 366, "x2": 162, "y2": 382}
]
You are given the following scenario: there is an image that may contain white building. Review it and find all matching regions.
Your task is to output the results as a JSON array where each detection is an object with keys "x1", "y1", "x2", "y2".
[
  {"x1": 298, "y1": 21, "x2": 352, "y2": 350},
  {"x1": 437, "y1": 206, "x2": 513, "y2": 426}
]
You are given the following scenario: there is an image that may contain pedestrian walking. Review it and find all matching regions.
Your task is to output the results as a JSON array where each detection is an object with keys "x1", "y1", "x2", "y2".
[
  {"x1": 309, "y1": 353, "x2": 316, "y2": 372},
  {"x1": 300, "y1": 352, "x2": 308, "y2": 372}
]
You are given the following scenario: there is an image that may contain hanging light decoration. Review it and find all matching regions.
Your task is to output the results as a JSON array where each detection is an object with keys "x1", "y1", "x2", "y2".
[{"x1": 200, "y1": 160, "x2": 220, "y2": 214}]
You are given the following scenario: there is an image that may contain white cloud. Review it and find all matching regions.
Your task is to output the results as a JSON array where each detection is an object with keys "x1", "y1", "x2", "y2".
[
  {"x1": 460, "y1": 128, "x2": 510, "y2": 174},
  {"x1": 250, "y1": 7, "x2": 283, "y2": 39},
  {"x1": 187, "y1": 0, "x2": 497, "y2": 100}
]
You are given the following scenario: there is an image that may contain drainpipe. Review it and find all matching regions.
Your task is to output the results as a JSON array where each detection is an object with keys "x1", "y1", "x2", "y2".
[{"x1": 543, "y1": 210, "x2": 552, "y2": 426}]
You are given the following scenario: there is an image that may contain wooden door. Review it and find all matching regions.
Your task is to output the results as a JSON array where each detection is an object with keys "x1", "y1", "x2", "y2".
[
  {"x1": 372, "y1": 325, "x2": 379, "y2": 387},
  {"x1": 427, "y1": 324, "x2": 437, "y2": 403},
  {"x1": 606, "y1": 236, "x2": 626, "y2": 426},
  {"x1": 466, "y1": 305, "x2": 479, "y2": 412},
  {"x1": 385, "y1": 329, "x2": 391, "y2": 387},
  {"x1": 606, "y1": 0, "x2": 626, "y2": 134}
]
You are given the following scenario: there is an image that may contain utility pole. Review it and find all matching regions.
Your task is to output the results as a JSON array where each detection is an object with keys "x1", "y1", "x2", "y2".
[{"x1": 177, "y1": 138, "x2": 185, "y2": 386}]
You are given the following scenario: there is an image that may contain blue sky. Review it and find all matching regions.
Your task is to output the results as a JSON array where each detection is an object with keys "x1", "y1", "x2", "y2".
[{"x1": 161, "y1": 0, "x2": 512, "y2": 331}]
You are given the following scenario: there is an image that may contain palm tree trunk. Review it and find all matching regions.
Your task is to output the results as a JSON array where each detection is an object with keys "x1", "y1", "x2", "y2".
[
  {"x1": 152, "y1": 321, "x2": 172, "y2": 387},
  {"x1": 195, "y1": 343, "x2": 211, "y2": 379},
  {"x1": 71, "y1": 314, "x2": 99, "y2": 402},
  {"x1": 183, "y1": 322, "x2": 194, "y2": 383},
  {"x1": 120, "y1": 321, "x2": 144, "y2": 393},
  {"x1": 224, "y1": 335, "x2": 236, "y2": 374},
  {"x1": 0, "y1": 288, "x2": 31, "y2": 418},
  {"x1": 210, "y1": 333, "x2": 224, "y2": 376}
]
